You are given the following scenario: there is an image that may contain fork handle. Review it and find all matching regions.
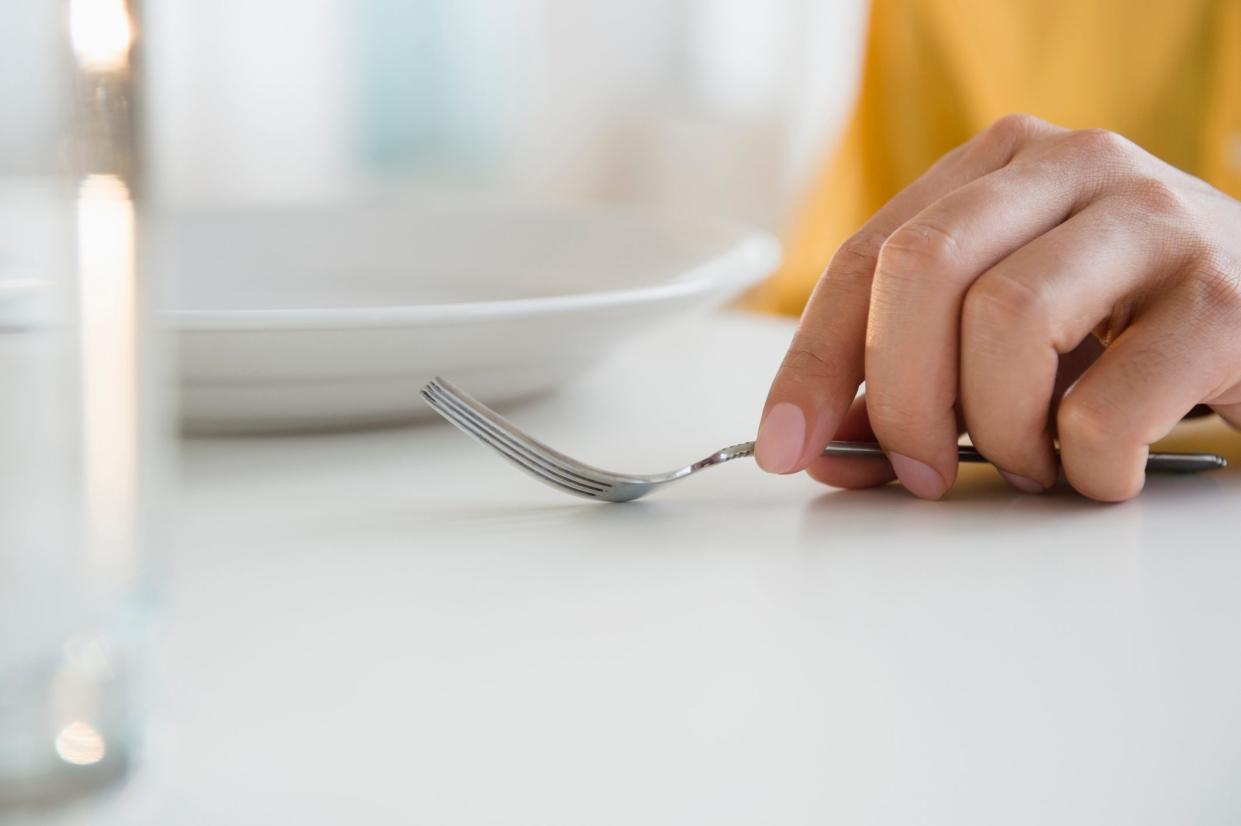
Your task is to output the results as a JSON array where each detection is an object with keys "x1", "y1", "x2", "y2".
[{"x1": 821, "y1": 441, "x2": 1227, "y2": 474}]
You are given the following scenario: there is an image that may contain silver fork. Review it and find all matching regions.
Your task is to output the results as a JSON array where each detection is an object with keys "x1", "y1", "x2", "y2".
[{"x1": 421, "y1": 377, "x2": 1228, "y2": 502}]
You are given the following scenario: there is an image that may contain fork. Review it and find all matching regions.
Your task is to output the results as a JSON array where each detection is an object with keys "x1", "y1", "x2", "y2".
[{"x1": 420, "y1": 377, "x2": 1228, "y2": 502}]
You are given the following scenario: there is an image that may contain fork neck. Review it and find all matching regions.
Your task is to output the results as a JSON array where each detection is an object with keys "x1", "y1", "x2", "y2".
[{"x1": 689, "y1": 441, "x2": 756, "y2": 472}]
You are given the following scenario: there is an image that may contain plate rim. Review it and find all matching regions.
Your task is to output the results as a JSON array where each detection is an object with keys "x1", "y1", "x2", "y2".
[{"x1": 169, "y1": 217, "x2": 780, "y2": 332}]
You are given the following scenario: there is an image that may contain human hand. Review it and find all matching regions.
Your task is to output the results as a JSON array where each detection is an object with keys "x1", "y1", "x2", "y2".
[{"x1": 755, "y1": 114, "x2": 1241, "y2": 501}]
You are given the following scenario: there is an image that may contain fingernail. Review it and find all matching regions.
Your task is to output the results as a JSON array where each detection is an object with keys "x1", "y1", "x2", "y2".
[
  {"x1": 755, "y1": 402, "x2": 806, "y2": 474},
  {"x1": 999, "y1": 470, "x2": 1045, "y2": 494},
  {"x1": 888, "y1": 452, "x2": 948, "y2": 499}
]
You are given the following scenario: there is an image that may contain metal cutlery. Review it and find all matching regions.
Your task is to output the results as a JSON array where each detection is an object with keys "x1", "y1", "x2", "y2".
[{"x1": 421, "y1": 377, "x2": 1228, "y2": 502}]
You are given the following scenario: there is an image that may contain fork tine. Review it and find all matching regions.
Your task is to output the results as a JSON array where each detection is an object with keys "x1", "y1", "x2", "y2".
[
  {"x1": 421, "y1": 387, "x2": 605, "y2": 497},
  {"x1": 443, "y1": 417, "x2": 602, "y2": 498},
  {"x1": 428, "y1": 378, "x2": 613, "y2": 481},
  {"x1": 422, "y1": 390, "x2": 602, "y2": 498},
  {"x1": 422, "y1": 383, "x2": 607, "y2": 492},
  {"x1": 423, "y1": 380, "x2": 613, "y2": 492},
  {"x1": 427, "y1": 393, "x2": 606, "y2": 493}
]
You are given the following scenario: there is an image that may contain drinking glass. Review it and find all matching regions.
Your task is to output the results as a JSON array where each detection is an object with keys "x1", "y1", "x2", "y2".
[{"x1": 0, "y1": 0, "x2": 160, "y2": 811}]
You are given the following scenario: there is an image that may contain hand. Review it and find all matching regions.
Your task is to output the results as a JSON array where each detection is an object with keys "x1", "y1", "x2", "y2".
[{"x1": 755, "y1": 114, "x2": 1241, "y2": 501}]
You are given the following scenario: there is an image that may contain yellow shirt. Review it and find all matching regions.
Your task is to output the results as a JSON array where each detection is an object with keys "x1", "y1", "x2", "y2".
[{"x1": 754, "y1": 0, "x2": 1241, "y2": 316}]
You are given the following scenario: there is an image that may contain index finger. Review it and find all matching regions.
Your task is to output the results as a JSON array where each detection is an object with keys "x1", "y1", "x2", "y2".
[{"x1": 755, "y1": 114, "x2": 1062, "y2": 474}]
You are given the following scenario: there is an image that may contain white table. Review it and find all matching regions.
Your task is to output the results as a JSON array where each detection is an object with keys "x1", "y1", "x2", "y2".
[{"x1": 121, "y1": 312, "x2": 1241, "y2": 824}]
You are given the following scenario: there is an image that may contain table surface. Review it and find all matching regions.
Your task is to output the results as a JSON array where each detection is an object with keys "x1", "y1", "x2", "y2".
[{"x1": 117, "y1": 312, "x2": 1241, "y2": 824}]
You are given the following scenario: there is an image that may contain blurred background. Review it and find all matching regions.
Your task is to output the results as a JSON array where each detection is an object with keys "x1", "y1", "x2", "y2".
[
  {"x1": 0, "y1": 0, "x2": 871, "y2": 817},
  {"x1": 140, "y1": 0, "x2": 867, "y2": 227}
]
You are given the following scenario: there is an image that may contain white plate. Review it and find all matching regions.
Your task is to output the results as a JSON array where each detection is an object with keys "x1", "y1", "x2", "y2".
[{"x1": 167, "y1": 200, "x2": 780, "y2": 433}]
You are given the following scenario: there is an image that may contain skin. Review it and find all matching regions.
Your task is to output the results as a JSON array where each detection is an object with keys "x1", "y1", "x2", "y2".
[{"x1": 754, "y1": 114, "x2": 1241, "y2": 502}]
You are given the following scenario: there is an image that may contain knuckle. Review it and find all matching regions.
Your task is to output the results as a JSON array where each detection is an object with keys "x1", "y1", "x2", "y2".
[
  {"x1": 1125, "y1": 177, "x2": 1189, "y2": 218},
  {"x1": 780, "y1": 342, "x2": 846, "y2": 385},
  {"x1": 1056, "y1": 391, "x2": 1115, "y2": 447},
  {"x1": 878, "y1": 219, "x2": 964, "y2": 277},
  {"x1": 1186, "y1": 258, "x2": 1241, "y2": 319},
  {"x1": 825, "y1": 230, "x2": 886, "y2": 285},
  {"x1": 962, "y1": 272, "x2": 1048, "y2": 335},
  {"x1": 863, "y1": 391, "x2": 926, "y2": 436},
  {"x1": 1059, "y1": 127, "x2": 1133, "y2": 165},
  {"x1": 982, "y1": 113, "x2": 1043, "y2": 149},
  {"x1": 960, "y1": 113, "x2": 1051, "y2": 169}
]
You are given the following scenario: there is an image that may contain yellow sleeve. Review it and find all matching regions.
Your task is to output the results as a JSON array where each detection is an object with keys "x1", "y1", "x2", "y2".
[
  {"x1": 1202, "y1": 0, "x2": 1241, "y2": 199},
  {"x1": 751, "y1": 0, "x2": 1238, "y2": 318},
  {"x1": 746, "y1": 0, "x2": 976, "y2": 316}
]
